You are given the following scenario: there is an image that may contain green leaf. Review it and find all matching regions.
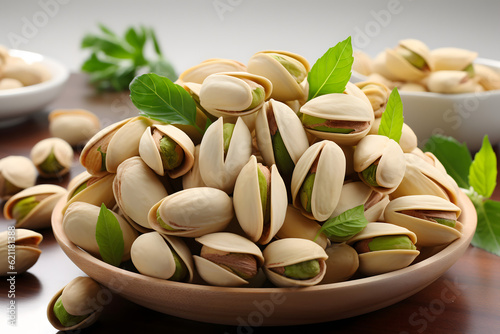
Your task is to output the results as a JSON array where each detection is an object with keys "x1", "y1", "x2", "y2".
[
  {"x1": 95, "y1": 203, "x2": 124, "y2": 267},
  {"x1": 378, "y1": 88, "x2": 404, "y2": 143},
  {"x1": 423, "y1": 134, "x2": 472, "y2": 189},
  {"x1": 149, "y1": 58, "x2": 177, "y2": 81},
  {"x1": 98, "y1": 23, "x2": 117, "y2": 37},
  {"x1": 125, "y1": 26, "x2": 146, "y2": 51},
  {"x1": 307, "y1": 36, "x2": 353, "y2": 100},
  {"x1": 472, "y1": 199, "x2": 500, "y2": 256},
  {"x1": 469, "y1": 135, "x2": 497, "y2": 198},
  {"x1": 129, "y1": 73, "x2": 200, "y2": 132},
  {"x1": 148, "y1": 28, "x2": 163, "y2": 56},
  {"x1": 81, "y1": 53, "x2": 116, "y2": 72},
  {"x1": 81, "y1": 34, "x2": 134, "y2": 59},
  {"x1": 315, "y1": 205, "x2": 369, "y2": 242}
]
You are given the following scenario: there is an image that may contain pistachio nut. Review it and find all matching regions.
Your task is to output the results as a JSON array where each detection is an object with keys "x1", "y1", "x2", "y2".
[
  {"x1": 1, "y1": 62, "x2": 47, "y2": 86},
  {"x1": 194, "y1": 232, "x2": 265, "y2": 286},
  {"x1": 0, "y1": 155, "x2": 37, "y2": 200},
  {"x1": 399, "y1": 82, "x2": 427, "y2": 92},
  {"x1": 353, "y1": 50, "x2": 373, "y2": 76},
  {"x1": 177, "y1": 58, "x2": 247, "y2": 85},
  {"x1": 0, "y1": 228, "x2": 42, "y2": 276},
  {"x1": 430, "y1": 47, "x2": 477, "y2": 74},
  {"x1": 30, "y1": 137, "x2": 73, "y2": 178},
  {"x1": 130, "y1": 231, "x2": 194, "y2": 282},
  {"x1": 47, "y1": 276, "x2": 104, "y2": 331},
  {"x1": 347, "y1": 222, "x2": 420, "y2": 276},
  {"x1": 384, "y1": 194, "x2": 462, "y2": 247},
  {"x1": 426, "y1": 70, "x2": 481, "y2": 94},
  {"x1": 4, "y1": 184, "x2": 66, "y2": 229},
  {"x1": 384, "y1": 39, "x2": 432, "y2": 82},
  {"x1": 263, "y1": 238, "x2": 328, "y2": 287},
  {"x1": 368, "y1": 118, "x2": 418, "y2": 153},
  {"x1": 48, "y1": 109, "x2": 101, "y2": 146},
  {"x1": 0, "y1": 78, "x2": 23, "y2": 90},
  {"x1": 371, "y1": 51, "x2": 401, "y2": 82},
  {"x1": 473, "y1": 63, "x2": 500, "y2": 91},
  {"x1": 182, "y1": 145, "x2": 207, "y2": 189},
  {"x1": 321, "y1": 243, "x2": 359, "y2": 284},
  {"x1": 355, "y1": 81, "x2": 391, "y2": 118}
]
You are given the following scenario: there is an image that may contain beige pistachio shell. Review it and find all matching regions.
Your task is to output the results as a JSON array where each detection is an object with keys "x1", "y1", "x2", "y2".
[
  {"x1": 4, "y1": 184, "x2": 66, "y2": 229},
  {"x1": 0, "y1": 155, "x2": 37, "y2": 199},
  {"x1": 139, "y1": 124, "x2": 195, "y2": 178},
  {"x1": 385, "y1": 39, "x2": 432, "y2": 82},
  {"x1": 371, "y1": 51, "x2": 401, "y2": 82},
  {"x1": 347, "y1": 222, "x2": 420, "y2": 276},
  {"x1": 47, "y1": 276, "x2": 103, "y2": 331},
  {"x1": 0, "y1": 228, "x2": 42, "y2": 276},
  {"x1": 300, "y1": 93, "x2": 374, "y2": 146},
  {"x1": 343, "y1": 81, "x2": 372, "y2": 108},
  {"x1": 177, "y1": 58, "x2": 247, "y2": 84},
  {"x1": 354, "y1": 135, "x2": 406, "y2": 194},
  {"x1": 0, "y1": 78, "x2": 23, "y2": 89},
  {"x1": 276, "y1": 205, "x2": 329, "y2": 249},
  {"x1": 194, "y1": 232, "x2": 264, "y2": 286},
  {"x1": 291, "y1": 140, "x2": 346, "y2": 221},
  {"x1": 149, "y1": 187, "x2": 234, "y2": 238},
  {"x1": 399, "y1": 82, "x2": 427, "y2": 92},
  {"x1": 1, "y1": 62, "x2": 45, "y2": 86},
  {"x1": 199, "y1": 117, "x2": 252, "y2": 194},
  {"x1": 474, "y1": 63, "x2": 500, "y2": 91},
  {"x1": 430, "y1": 47, "x2": 477, "y2": 72},
  {"x1": 353, "y1": 50, "x2": 373, "y2": 76},
  {"x1": 62, "y1": 202, "x2": 138, "y2": 260},
  {"x1": 48, "y1": 109, "x2": 101, "y2": 146},
  {"x1": 113, "y1": 157, "x2": 168, "y2": 229},
  {"x1": 233, "y1": 156, "x2": 287, "y2": 244},
  {"x1": 30, "y1": 137, "x2": 73, "y2": 178},
  {"x1": 130, "y1": 232, "x2": 194, "y2": 282},
  {"x1": 321, "y1": 243, "x2": 359, "y2": 284},
  {"x1": 355, "y1": 81, "x2": 391, "y2": 117},
  {"x1": 384, "y1": 195, "x2": 462, "y2": 247},
  {"x1": 427, "y1": 70, "x2": 479, "y2": 94},
  {"x1": 182, "y1": 145, "x2": 206, "y2": 189},
  {"x1": 263, "y1": 238, "x2": 328, "y2": 287},
  {"x1": 247, "y1": 50, "x2": 310, "y2": 101},
  {"x1": 368, "y1": 118, "x2": 418, "y2": 153}
]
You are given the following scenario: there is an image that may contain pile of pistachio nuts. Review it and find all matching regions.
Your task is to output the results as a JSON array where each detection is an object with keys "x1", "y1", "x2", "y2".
[
  {"x1": 353, "y1": 39, "x2": 500, "y2": 93},
  {"x1": 0, "y1": 45, "x2": 51, "y2": 90}
]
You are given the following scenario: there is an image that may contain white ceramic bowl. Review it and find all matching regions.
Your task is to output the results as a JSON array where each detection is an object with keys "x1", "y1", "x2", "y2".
[
  {"x1": 0, "y1": 49, "x2": 69, "y2": 125},
  {"x1": 351, "y1": 58, "x2": 500, "y2": 151},
  {"x1": 51, "y1": 191, "x2": 476, "y2": 326}
]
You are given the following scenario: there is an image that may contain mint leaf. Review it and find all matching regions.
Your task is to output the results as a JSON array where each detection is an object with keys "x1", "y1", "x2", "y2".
[
  {"x1": 469, "y1": 135, "x2": 497, "y2": 198},
  {"x1": 423, "y1": 135, "x2": 472, "y2": 189},
  {"x1": 96, "y1": 203, "x2": 124, "y2": 267},
  {"x1": 307, "y1": 36, "x2": 353, "y2": 100},
  {"x1": 378, "y1": 88, "x2": 404, "y2": 143},
  {"x1": 315, "y1": 205, "x2": 369, "y2": 242},
  {"x1": 472, "y1": 199, "x2": 500, "y2": 256}
]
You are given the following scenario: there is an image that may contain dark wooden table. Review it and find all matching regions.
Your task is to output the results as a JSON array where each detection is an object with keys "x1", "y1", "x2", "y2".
[{"x1": 1, "y1": 74, "x2": 500, "y2": 334}]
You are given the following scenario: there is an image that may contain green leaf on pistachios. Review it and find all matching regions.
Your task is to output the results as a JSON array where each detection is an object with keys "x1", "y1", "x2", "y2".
[
  {"x1": 472, "y1": 199, "x2": 500, "y2": 256},
  {"x1": 378, "y1": 87, "x2": 404, "y2": 143},
  {"x1": 129, "y1": 73, "x2": 203, "y2": 134},
  {"x1": 315, "y1": 205, "x2": 369, "y2": 242},
  {"x1": 96, "y1": 203, "x2": 124, "y2": 267},
  {"x1": 469, "y1": 135, "x2": 497, "y2": 198},
  {"x1": 307, "y1": 36, "x2": 354, "y2": 100}
]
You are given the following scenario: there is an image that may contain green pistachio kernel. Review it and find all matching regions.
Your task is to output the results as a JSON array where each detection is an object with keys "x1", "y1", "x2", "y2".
[
  {"x1": 159, "y1": 136, "x2": 184, "y2": 171},
  {"x1": 169, "y1": 249, "x2": 188, "y2": 282},
  {"x1": 463, "y1": 63, "x2": 475, "y2": 78},
  {"x1": 257, "y1": 167, "x2": 271, "y2": 224},
  {"x1": 301, "y1": 114, "x2": 354, "y2": 134},
  {"x1": 70, "y1": 182, "x2": 87, "y2": 199},
  {"x1": 433, "y1": 217, "x2": 457, "y2": 228},
  {"x1": 53, "y1": 296, "x2": 89, "y2": 327},
  {"x1": 368, "y1": 235, "x2": 417, "y2": 252},
  {"x1": 398, "y1": 47, "x2": 427, "y2": 69},
  {"x1": 271, "y1": 54, "x2": 307, "y2": 83},
  {"x1": 38, "y1": 150, "x2": 65, "y2": 175},
  {"x1": 272, "y1": 130, "x2": 294, "y2": 182},
  {"x1": 299, "y1": 173, "x2": 315, "y2": 213},
  {"x1": 223, "y1": 123, "x2": 235, "y2": 155},
  {"x1": 283, "y1": 259, "x2": 320, "y2": 280},
  {"x1": 247, "y1": 87, "x2": 265, "y2": 111},
  {"x1": 361, "y1": 163, "x2": 379, "y2": 187},
  {"x1": 156, "y1": 210, "x2": 176, "y2": 231},
  {"x1": 12, "y1": 196, "x2": 39, "y2": 221},
  {"x1": 97, "y1": 146, "x2": 106, "y2": 172}
]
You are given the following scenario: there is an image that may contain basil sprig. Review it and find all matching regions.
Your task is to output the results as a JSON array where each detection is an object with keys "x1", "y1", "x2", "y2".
[
  {"x1": 96, "y1": 203, "x2": 125, "y2": 267},
  {"x1": 378, "y1": 88, "x2": 404, "y2": 143},
  {"x1": 315, "y1": 205, "x2": 369, "y2": 242}
]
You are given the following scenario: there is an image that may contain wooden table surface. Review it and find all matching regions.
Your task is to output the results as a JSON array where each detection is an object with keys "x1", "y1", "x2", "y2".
[{"x1": 1, "y1": 74, "x2": 500, "y2": 334}]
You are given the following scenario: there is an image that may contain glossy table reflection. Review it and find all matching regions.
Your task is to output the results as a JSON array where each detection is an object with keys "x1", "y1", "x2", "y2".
[{"x1": 1, "y1": 74, "x2": 500, "y2": 334}]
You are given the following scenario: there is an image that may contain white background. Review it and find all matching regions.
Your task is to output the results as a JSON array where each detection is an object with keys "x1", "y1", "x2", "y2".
[{"x1": 1, "y1": 0, "x2": 499, "y2": 74}]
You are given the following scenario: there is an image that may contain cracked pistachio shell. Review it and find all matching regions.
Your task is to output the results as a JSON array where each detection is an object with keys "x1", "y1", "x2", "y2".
[
  {"x1": 0, "y1": 78, "x2": 23, "y2": 89},
  {"x1": 149, "y1": 187, "x2": 233, "y2": 238},
  {"x1": 385, "y1": 39, "x2": 432, "y2": 82},
  {"x1": 80, "y1": 116, "x2": 156, "y2": 175},
  {"x1": 0, "y1": 155, "x2": 37, "y2": 199},
  {"x1": 391, "y1": 153, "x2": 459, "y2": 205},
  {"x1": 139, "y1": 124, "x2": 195, "y2": 178},
  {"x1": 368, "y1": 118, "x2": 418, "y2": 153},
  {"x1": 372, "y1": 51, "x2": 401, "y2": 82},
  {"x1": 131, "y1": 231, "x2": 194, "y2": 282},
  {"x1": 182, "y1": 145, "x2": 206, "y2": 189},
  {"x1": 353, "y1": 50, "x2": 373, "y2": 76},
  {"x1": 47, "y1": 276, "x2": 103, "y2": 331},
  {"x1": 330, "y1": 182, "x2": 389, "y2": 222},
  {"x1": 474, "y1": 63, "x2": 500, "y2": 91},
  {"x1": 63, "y1": 171, "x2": 116, "y2": 215},
  {"x1": 199, "y1": 117, "x2": 252, "y2": 194},
  {"x1": 247, "y1": 50, "x2": 310, "y2": 101},
  {"x1": 113, "y1": 157, "x2": 168, "y2": 229},
  {"x1": 0, "y1": 228, "x2": 42, "y2": 276},
  {"x1": 300, "y1": 93, "x2": 374, "y2": 146},
  {"x1": 354, "y1": 135, "x2": 406, "y2": 194},
  {"x1": 263, "y1": 238, "x2": 328, "y2": 287},
  {"x1": 275, "y1": 205, "x2": 330, "y2": 249},
  {"x1": 343, "y1": 81, "x2": 372, "y2": 108},
  {"x1": 420, "y1": 151, "x2": 461, "y2": 196},
  {"x1": 427, "y1": 70, "x2": 480, "y2": 94},
  {"x1": 177, "y1": 58, "x2": 247, "y2": 85},
  {"x1": 384, "y1": 195, "x2": 462, "y2": 247},
  {"x1": 1, "y1": 62, "x2": 46, "y2": 86},
  {"x1": 399, "y1": 82, "x2": 427, "y2": 92},
  {"x1": 4, "y1": 184, "x2": 66, "y2": 229},
  {"x1": 254, "y1": 99, "x2": 309, "y2": 167},
  {"x1": 291, "y1": 140, "x2": 346, "y2": 221},
  {"x1": 233, "y1": 156, "x2": 287, "y2": 244},
  {"x1": 49, "y1": 109, "x2": 101, "y2": 146},
  {"x1": 62, "y1": 202, "x2": 138, "y2": 261},
  {"x1": 430, "y1": 47, "x2": 477, "y2": 72},
  {"x1": 30, "y1": 137, "x2": 73, "y2": 178},
  {"x1": 347, "y1": 222, "x2": 419, "y2": 276},
  {"x1": 355, "y1": 81, "x2": 391, "y2": 117},
  {"x1": 321, "y1": 243, "x2": 359, "y2": 284},
  {"x1": 194, "y1": 232, "x2": 264, "y2": 286},
  {"x1": 199, "y1": 72, "x2": 272, "y2": 118}
]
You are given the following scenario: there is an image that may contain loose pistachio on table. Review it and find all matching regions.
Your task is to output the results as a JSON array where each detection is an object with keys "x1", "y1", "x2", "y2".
[
  {"x1": 48, "y1": 109, "x2": 101, "y2": 147},
  {"x1": 0, "y1": 155, "x2": 37, "y2": 200},
  {"x1": 0, "y1": 228, "x2": 42, "y2": 276},
  {"x1": 30, "y1": 137, "x2": 73, "y2": 178}
]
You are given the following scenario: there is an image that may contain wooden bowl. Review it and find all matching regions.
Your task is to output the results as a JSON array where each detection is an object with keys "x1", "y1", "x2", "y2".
[{"x1": 51, "y1": 191, "x2": 476, "y2": 326}]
